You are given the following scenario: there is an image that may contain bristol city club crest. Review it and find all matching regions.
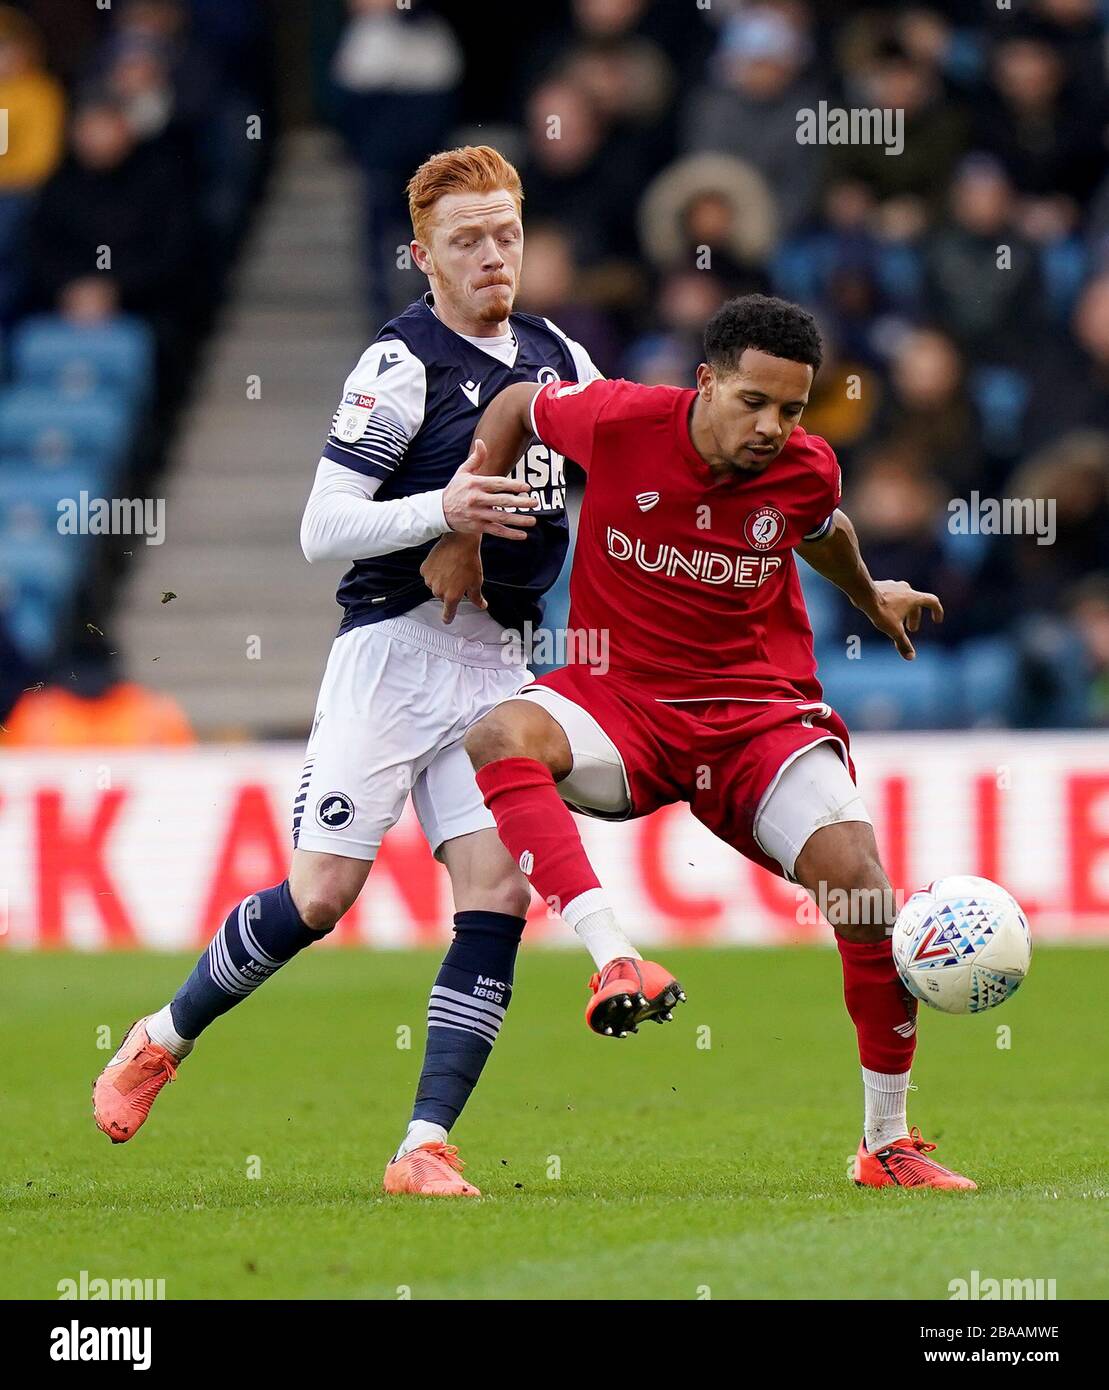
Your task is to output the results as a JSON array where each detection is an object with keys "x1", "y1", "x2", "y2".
[{"x1": 744, "y1": 506, "x2": 786, "y2": 551}]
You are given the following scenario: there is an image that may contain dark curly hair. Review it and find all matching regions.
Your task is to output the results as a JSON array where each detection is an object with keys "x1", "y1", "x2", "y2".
[{"x1": 704, "y1": 294, "x2": 823, "y2": 376}]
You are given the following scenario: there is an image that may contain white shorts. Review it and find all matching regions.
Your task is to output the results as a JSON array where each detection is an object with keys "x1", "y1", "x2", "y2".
[
  {"x1": 505, "y1": 687, "x2": 872, "y2": 879},
  {"x1": 294, "y1": 617, "x2": 528, "y2": 860}
]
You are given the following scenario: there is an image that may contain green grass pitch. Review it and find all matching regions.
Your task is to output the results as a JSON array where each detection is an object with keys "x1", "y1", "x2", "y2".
[{"x1": 1, "y1": 946, "x2": 1105, "y2": 1300}]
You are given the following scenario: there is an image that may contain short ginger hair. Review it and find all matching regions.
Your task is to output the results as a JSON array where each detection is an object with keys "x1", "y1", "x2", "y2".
[{"x1": 407, "y1": 145, "x2": 523, "y2": 246}]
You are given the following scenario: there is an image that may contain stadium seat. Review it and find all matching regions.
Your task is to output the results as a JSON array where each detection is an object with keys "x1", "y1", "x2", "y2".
[
  {"x1": 0, "y1": 466, "x2": 111, "y2": 538},
  {"x1": 955, "y1": 636, "x2": 1018, "y2": 726},
  {"x1": 0, "y1": 388, "x2": 132, "y2": 472},
  {"x1": 816, "y1": 645, "x2": 953, "y2": 730},
  {"x1": 10, "y1": 316, "x2": 155, "y2": 406},
  {"x1": 798, "y1": 561, "x2": 840, "y2": 641},
  {"x1": 0, "y1": 534, "x2": 82, "y2": 657},
  {"x1": 969, "y1": 367, "x2": 1030, "y2": 458}
]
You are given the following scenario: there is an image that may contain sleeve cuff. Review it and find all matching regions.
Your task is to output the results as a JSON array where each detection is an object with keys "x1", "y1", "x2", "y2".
[{"x1": 409, "y1": 487, "x2": 450, "y2": 536}]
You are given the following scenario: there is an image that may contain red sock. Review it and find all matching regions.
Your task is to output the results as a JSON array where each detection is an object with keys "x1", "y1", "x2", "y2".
[
  {"x1": 475, "y1": 757, "x2": 601, "y2": 911},
  {"x1": 835, "y1": 933, "x2": 918, "y2": 1073}
]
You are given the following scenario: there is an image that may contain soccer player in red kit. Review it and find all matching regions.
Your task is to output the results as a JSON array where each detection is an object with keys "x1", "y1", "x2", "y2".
[{"x1": 421, "y1": 295, "x2": 976, "y2": 1190}]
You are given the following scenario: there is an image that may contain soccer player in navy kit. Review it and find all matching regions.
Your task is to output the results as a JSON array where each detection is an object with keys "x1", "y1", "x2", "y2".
[{"x1": 93, "y1": 147, "x2": 680, "y2": 1197}]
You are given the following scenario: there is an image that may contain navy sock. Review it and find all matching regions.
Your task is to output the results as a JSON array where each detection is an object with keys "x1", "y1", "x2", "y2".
[
  {"x1": 412, "y1": 910, "x2": 525, "y2": 1131},
  {"x1": 170, "y1": 881, "x2": 323, "y2": 1040}
]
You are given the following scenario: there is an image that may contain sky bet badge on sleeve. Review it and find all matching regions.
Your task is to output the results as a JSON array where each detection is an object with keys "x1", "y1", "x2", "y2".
[{"x1": 334, "y1": 391, "x2": 376, "y2": 444}]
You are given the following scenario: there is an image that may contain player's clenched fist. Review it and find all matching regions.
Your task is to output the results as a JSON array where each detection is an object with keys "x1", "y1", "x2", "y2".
[{"x1": 442, "y1": 439, "x2": 538, "y2": 539}]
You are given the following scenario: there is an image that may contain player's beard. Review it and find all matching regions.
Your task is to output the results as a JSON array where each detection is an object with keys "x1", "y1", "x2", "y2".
[{"x1": 474, "y1": 284, "x2": 514, "y2": 323}]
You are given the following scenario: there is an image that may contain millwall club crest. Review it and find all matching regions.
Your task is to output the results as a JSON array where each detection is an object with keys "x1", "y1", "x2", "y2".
[
  {"x1": 744, "y1": 506, "x2": 786, "y2": 550},
  {"x1": 316, "y1": 792, "x2": 355, "y2": 830}
]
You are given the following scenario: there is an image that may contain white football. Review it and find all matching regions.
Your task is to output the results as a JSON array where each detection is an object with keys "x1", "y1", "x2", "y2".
[{"x1": 892, "y1": 875, "x2": 1032, "y2": 1015}]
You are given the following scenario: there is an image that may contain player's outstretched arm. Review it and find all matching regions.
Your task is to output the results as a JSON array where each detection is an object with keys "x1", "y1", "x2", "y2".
[
  {"x1": 798, "y1": 508, "x2": 943, "y2": 661},
  {"x1": 422, "y1": 384, "x2": 544, "y2": 622}
]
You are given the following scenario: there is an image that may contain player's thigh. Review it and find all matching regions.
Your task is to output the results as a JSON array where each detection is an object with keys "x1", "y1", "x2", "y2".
[
  {"x1": 759, "y1": 742, "x2": 890, "y2": 939},
  {"x1": 292, "y1": 627, "x2": 440, "y2": 862},
  {"x1": 500, "y1": 685, "x2": 631, "y2": 816}
]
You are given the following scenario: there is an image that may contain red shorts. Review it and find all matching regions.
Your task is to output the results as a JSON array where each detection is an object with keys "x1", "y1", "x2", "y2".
[{"x1": 529, "y1": 665, "x2": 856, "y2": 880}]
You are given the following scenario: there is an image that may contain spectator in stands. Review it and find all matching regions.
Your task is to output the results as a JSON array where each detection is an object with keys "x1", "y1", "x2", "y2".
[
  {"x1": 331, "y1": 0, "x2": 462, "y2": 320},
  {"x1": 637, "y1": 152, "x2": 777, "y2": 296},
  {"x1": 795, "y1": 321, "x2": 880, "y2": 460},
  {"x1": 681, "y1": 5, "x2": 824, "y2": 236},
  {"x1": 521, "y1": 74, "x2": 645, "y2": 270},
  {"x1": 1026, "y1": 273, "x2": 1109, "y2": 448},
  {"x1": 866, "y1": 327, "x2": 986, "y2": 493},
  {"x1": 96, "y1": 0, "x2": 260, "y2": 251},
  {"x1": 515, "y1": 222, "x2": 621, "y2": 377},
  {"x1": 829, "y1": 36, "x2": 967, "y2": 219},
  {"x1": 922, "y1": 155, "x2": 1045, "y2": 367},
  {"x1": 1, "y1": 644, "x2": 194, "y2": 747},
  {"x1": 975, "y1": 33, "x2": 1105, "y2": 209},
  {"x1": 0, "y1": 7, "x2": 65, "y2": 316},
  {"x1": 29, "y1": 94, "x2": 195, "y2": 352},
  {"x1": 832, "y1": 442, "x2": 973, "y2": 647},
  {"x1": 1068, "y1": 574, "x2": 1109, "y2": 724}
]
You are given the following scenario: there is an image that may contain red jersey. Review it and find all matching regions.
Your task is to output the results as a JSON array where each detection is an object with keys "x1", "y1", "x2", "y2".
[{"x1": 530, "y1": 377, "x2": 841, "y2": 701}]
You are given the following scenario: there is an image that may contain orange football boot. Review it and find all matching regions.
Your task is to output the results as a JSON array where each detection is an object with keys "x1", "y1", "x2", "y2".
[
  {"x1": 853, "y1": 1126, "x2": 977, "y2": 1190},
  {"x1": 93, "y1": 1018, "x2": 178, "y2": 1144},
  {"x1": 382, "y1": 1142, "x2": 481, "y2": 1197},
  {"x1": 585, "y1": 957, "x2": 686, "y2": 1037}
]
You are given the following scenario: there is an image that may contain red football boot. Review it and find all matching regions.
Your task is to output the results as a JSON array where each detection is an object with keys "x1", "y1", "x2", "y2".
[
  {"x1": 585, "y1": 957, "x2": 685, "y2": 1037},
  {"x1": 382, "y1": 1142, "x2": 481, "y2": 1197},
  {"x1": 93, "y1": 1018, "x2": 178, "y2": 1144},
  {"x1": 853, "y1": 1127, "x2": 977, "y2": 1190}
]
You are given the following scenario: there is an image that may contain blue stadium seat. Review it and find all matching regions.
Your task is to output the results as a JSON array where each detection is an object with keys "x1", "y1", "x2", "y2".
[
  {"x1": 816, "y1": 645, "x2": 953, "y2": 730},
  {"x1": 0, "y1": 388, "x2": 132, "y2": 472},
  {"x1": 969, "y1": 367, "x2": 1030, "y2": 458},
  {"x1": 956, "y1": 636, "x2": 1018, "y2": 726},
  {"x1": 798, "y1": 561, "x2": 840, "y2": 643},
  {"x1": 10, "y1": 316, "x2": 155, "y2": 406},
  {"x1": 0, "y1": 535, "x2": 81, "y2": 657},
  {"x1": 0, "y1": 465, "x2": 111, "y2": 538}
]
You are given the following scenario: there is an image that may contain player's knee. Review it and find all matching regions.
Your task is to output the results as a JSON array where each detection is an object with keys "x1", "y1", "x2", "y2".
[
  {"x1": 288, "y1": 861, "x2": 363, "y2": 932},
  {"x1": 464, "y1": 707, "x2": 528, "y2": 769},
  {"x1": 476, "y1": 874, "x2": 532, "y2": 919}
]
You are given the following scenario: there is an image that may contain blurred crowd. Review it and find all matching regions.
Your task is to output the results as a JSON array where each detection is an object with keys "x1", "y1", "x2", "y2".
[
  {"x1": 325, "y1": 0, "x2": 1109, "y2": 729},
  {"x1": 0, "y1": 0, "x2": 268, "y2": 738}
]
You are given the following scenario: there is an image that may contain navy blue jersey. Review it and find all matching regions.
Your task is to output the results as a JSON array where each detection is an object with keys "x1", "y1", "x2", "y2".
[{"x1": 320, "y1": 293, "x2": 599, "y2": 635}]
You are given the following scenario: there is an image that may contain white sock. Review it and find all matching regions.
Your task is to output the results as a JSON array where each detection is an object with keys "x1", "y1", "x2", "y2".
[
  {"x1": 145, "y1": 1004, "x2": 195, "y2": 1060},
  {"x1": 562, "y1": 889, "x2": 641, "y2": 970},
  {"x1": 862, "y1": 1066, "x2": 911, "y2": 1151},
  {"x1": 395, "y1": 1119, "x2": 448, "y2": 1160}
]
